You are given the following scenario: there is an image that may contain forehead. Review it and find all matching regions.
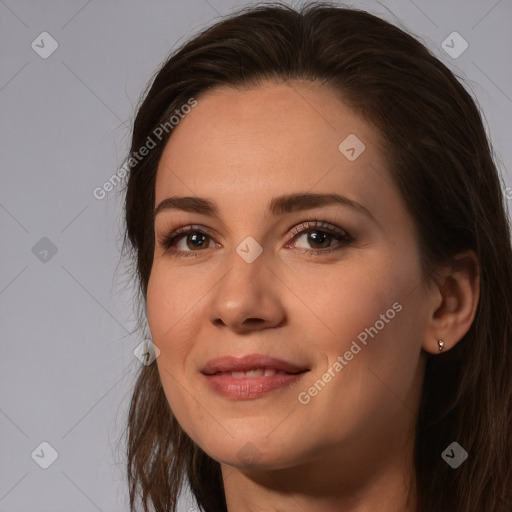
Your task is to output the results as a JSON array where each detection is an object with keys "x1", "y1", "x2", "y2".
[{"x1": 154, "y1": 80, "x2": 396, "y2": 220}]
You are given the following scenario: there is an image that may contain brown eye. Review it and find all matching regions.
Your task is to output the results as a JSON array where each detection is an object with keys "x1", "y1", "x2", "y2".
[
  {"x1": 287, "y1": 221, "x2": 354, "y2": 256},
  {"x1": 296, "y1": 230, "x2": 334, "y2": 249},
  {"x1": 158, "y1": 225, "x2": 216, "y2": 257},
  {"x1": 181, "y1": 232, "x2": 210, "y2": 251}
]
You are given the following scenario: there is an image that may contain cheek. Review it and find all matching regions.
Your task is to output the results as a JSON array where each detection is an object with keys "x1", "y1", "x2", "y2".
[
  {"x1": 146, "y1": 265, "x2": 197, "y2": 363},
  {"x1": 289, "y1": 254, "x2": 410, "y2": 350},
  {"x1": 319, "y1": 268, "x2": 425, "y2": 402},
  {"x1": 146, "y1": 269, "x2": 172, "y2": 348},
  {"x1": 146, "y1": 266, "x2": 204, "y2": 435},
  {"x1": 293, "y1": 246, "x2": 425, "y2": 397},
  {"x1": 293, "y1": 275, "x2": 426, "y2": 448}
]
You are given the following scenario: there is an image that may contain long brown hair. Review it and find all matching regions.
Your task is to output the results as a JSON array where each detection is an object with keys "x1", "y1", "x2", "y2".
[{"x1": 120, "y1": 2, "x2": 512, "y2": 511}]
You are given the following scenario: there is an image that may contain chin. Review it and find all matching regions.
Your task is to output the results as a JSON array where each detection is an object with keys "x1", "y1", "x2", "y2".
[{"x1": 195, "y1": 431, "x2": 307, "y2": 471}]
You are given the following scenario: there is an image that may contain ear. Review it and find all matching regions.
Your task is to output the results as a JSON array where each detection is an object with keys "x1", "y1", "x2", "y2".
[{"x1": 422, "y1": 250, "x2": 480, "y2": 354}]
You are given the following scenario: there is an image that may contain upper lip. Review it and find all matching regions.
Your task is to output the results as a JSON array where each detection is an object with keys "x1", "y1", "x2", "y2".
[{"x1": 201, "y1": 354, "x2": 310, "y2": 375}]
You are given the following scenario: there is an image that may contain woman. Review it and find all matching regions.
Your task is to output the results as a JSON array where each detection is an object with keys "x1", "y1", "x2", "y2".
[{"x1": 121, "y1": 2, "x2": 512, "y2": 511}]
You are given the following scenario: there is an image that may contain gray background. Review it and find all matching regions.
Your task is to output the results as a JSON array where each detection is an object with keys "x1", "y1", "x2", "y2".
[{"x1": 1, "y1": 0, "x2": 511, "y2": 511}]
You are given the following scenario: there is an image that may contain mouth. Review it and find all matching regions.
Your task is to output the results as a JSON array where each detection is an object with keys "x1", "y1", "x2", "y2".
[
  {"x1": 201, "y1": 354, "x2": 310, "y2": 375},
  {"x1": 207, "y1": 368, "x2": 303, "y2": 378},
  {"x1": 201, "y1": 354, "x2": 310, "y2": 400}
]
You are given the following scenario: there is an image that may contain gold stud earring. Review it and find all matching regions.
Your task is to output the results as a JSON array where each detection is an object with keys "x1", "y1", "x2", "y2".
[{"x1": 438, "y1": 339, "x2": 445, "y2": 352}]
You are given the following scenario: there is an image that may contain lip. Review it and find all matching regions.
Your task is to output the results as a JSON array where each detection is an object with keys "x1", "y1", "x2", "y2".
[
  {"x1": 201, "y1": 354, "x2": 309, "y2": 375},
  {"x1": 201, "y1": 354, "x2": 310, "y2": 400}
]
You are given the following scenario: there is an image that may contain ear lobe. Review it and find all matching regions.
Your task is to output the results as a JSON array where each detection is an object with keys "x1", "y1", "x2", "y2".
[{"x1": 422, "y1": 250, "x2": 480, "y2": 355}]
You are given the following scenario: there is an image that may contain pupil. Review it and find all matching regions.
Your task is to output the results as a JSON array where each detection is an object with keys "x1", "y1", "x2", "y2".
[
  {"x1": 309, "y1": 231, "x2": 330, "y2": 248},
  {"x1": 188, "y1": 233, "x2": 207, "y2": 249}
]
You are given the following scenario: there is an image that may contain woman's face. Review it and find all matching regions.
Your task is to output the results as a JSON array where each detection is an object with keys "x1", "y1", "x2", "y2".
[{"x1": 147, "y1": 81, "x2": 434, "y2": 474}]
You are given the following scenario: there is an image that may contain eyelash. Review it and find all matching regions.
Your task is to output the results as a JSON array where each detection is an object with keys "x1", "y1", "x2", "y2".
[{"x1": 157, "y1": 220, "x2": 354, "y2": 259}]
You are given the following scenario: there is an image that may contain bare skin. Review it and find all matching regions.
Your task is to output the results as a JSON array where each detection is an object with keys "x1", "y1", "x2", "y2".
[{"x1": 146, "y1": 80, "x2": 480, "y2": 512}]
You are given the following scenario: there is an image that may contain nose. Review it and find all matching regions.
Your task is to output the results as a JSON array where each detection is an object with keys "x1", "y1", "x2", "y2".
[{"x1": 206, "y1": 247, "x2": 286, "y2": 333}]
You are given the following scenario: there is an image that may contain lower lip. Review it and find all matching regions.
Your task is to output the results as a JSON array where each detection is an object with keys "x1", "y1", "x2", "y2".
[{"x1": 202, "y1": 372, "x2": 307, "y2": 400}]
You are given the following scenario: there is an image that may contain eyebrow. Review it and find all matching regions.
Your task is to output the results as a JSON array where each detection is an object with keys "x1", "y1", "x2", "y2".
[{"x1": 154, "y1": 192, "x2": 375, "y2": 222}]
